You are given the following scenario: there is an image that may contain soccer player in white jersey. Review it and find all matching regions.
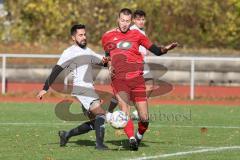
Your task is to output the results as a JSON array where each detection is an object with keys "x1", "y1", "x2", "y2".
[
  {"x1": 37, "y1": 24, "x2": 110, "y2": 150},
  {"x1": 108, "y1": 10, "x2": 154, "y2": 114}
]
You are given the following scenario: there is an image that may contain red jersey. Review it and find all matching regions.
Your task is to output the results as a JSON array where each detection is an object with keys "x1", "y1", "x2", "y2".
[{"x1": 102, "y1": 28, "x2": 152, "y2": 79}]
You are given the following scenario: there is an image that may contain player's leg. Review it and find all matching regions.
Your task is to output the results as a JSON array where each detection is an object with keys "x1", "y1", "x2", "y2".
[
  {"x1": 115, "y1": 91, "x2": 131, "y2": 114},
  {"x1": 60, "y1": 100, "x2": 108, "y2": 149},
  {"x1": 134, "y1": 101, "x2": 149, "y2": 145},
  {"x1": 59, "y1": 120, "x2": 95, "y2": 147},
  {"x1": 131, "y1": 77, "x2": 149, "y2": 146},
  {"x1": 88, "y1": 100, "x2": 109, "y2": 150},
  {"x1": 131, "y1": 79, "x2": 154, "y2": 120},
  {"x1": 59, "y1": 89, "x2": 108, "y2": 150},
  {"x1": 143, "y1": 63, "x2": 154, "y2": 98},
  {"x1": 59, "y1": 105, "x2": 95, "y2": 147},
  {"x1": 108, "y1": 96, "x2": 118, "y2": 113},
  {"x1": 145, "y1": 78, "x2": 154, "y2": 98},
  {"x1": 131, "y1": 63, "x2": 154, "y2": 120},
  {"x1": 115, "y1": 91, "x2": 138, "y2": 151},
  {"x1": 79, "y1": 88, "x2": 110, "y2": 150},
  {"x1": 112, "y1": 78, "x2": 138, "y2": 150}
]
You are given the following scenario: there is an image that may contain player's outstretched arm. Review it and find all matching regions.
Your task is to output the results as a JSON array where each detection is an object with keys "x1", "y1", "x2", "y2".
[
  {"x1": 149, "y1": 42, "x2": 178, "y2": 56},
  {"x1": 37, "y1": 65, "x2": 63, "y2": 100},
  {"x1": 37, "y1": 90, "x2": 47, "y2": 100},
  {"x1": 161, "y1": 42, "x2": 178, "y2": 53}
]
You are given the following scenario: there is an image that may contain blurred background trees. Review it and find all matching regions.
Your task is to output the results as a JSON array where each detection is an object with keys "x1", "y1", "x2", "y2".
[{"x1": 0, "y1": 0, "x2": 240, "y2": 52}]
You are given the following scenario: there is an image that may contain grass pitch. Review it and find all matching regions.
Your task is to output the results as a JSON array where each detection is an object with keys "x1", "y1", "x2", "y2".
[{"x1": 0, "y1": 102, "x2": 239, "y2": 160}]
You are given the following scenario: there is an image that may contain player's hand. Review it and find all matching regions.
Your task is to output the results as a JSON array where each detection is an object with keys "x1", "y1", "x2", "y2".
[
  {"x1": 37, "y1": 90, "x2": 47, "y2": 100},
  {"x1": 165, "y1": 42, "x2": 178, "y2": 51},
  {"x1": 102, "y1": 56, "x2": 111, "y2": 64}
]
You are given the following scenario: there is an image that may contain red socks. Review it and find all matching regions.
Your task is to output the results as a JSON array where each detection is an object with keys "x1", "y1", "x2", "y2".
[
  {"x1": 124, "y1": 119, "x2": 134, "y2": 139},
  {"x1": 138, "y1": 121, "x2": 149, "y2": 135},
  {"x1": 124, "y1": 120, "x2": 149, "y2": 139}
]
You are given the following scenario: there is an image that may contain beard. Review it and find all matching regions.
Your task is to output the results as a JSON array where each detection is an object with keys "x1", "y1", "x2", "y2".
[
  {"x1": 76, "y1": 40, "x2": 87, "y2": 48},
  {"x1": 118, "y1": 23, "x2": 129, "y2": 33}
]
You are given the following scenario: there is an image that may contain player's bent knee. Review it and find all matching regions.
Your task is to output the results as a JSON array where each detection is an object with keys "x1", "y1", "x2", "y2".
[
  {"x1": 95, "y1": 114, "x2": 106, "y2": 120},
  {"x1": 139, "y1": 114, "x2": 149, "y2": 122},
  {"x1": 91, "y1": 99, "x2": 101, "y2": 108},
  {"x1": 89, "y1": 100, "x2": 105, "y2": 115}
]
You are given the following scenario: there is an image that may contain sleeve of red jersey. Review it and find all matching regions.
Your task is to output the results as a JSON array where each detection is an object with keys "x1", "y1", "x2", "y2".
[
  {"x1": 101, "y1": 33, "x2": 107, "y2": 51},
  {"x1": 101, "y1": 33, "x2": 113, "y2": 57},
  {"x1": 138, "y1": 32, "x2": 153, "y2": 50}
]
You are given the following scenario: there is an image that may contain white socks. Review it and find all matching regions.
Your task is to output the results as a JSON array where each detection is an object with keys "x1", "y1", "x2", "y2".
[
  {"x1": 136, "y1": 131, "x2": 143, "y2": 140},
  {"x1": 106, "y1": 112, "x2": 113, "y2": 123}
]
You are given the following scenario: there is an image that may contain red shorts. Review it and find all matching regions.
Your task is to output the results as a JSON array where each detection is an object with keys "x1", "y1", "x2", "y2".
[{"x1": 111, "y1": 76, "x2": 146, "y2": 102}]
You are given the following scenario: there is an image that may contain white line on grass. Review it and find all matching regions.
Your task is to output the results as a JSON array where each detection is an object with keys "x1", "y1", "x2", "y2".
[
  {"x1": 127, "y1": 146, "x2": 240, "y2": 160},
  {"x1": 0, "y1": 123, "x2": 240, "y2": 129},
  {"x1": 0, "y1": 122, "x2": 78, "y2": 126},
  {"x1": 151, "y1": 124, "x2": 240, "y2": 129}
]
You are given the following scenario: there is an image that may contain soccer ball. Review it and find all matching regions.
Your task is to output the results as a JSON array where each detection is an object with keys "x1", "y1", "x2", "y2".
[{"x1": 110, "y1": 111, "x2": 129, "y2": 129}]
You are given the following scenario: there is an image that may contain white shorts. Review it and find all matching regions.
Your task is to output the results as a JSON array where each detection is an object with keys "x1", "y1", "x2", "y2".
[
  {"x1": 72, "y1": 86, "x2": 100, "y2": 111},
  {"x1": 143, "y1": 63, "x2": 153, "y2": 79}
]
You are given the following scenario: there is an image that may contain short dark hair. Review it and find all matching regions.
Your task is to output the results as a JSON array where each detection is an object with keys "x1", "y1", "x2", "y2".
[
  {"x1": 133, "y1": 9, "x2": 146, "y2": 18},
  {"x1": 118, "y1": 8, "x2": 132, "y2": 17},
  {"x1": 70, "y1": 24, "x2": 85, "y2": 36}
]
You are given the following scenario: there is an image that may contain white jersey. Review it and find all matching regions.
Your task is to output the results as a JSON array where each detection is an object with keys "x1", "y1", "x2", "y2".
[
  {"x1": 57, "y1": 44, "x2": 103, "y2": 89},
  {"x1": 130, "y1": 24, "x2": 148, "y2": 56}
]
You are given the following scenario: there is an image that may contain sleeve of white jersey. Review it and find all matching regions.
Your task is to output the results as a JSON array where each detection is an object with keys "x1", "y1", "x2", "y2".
[
  {"x1": 90, "y1": 49, "x2": 104, "y2": 65},
  {"x1": 139, "y1": 45, "x2": 148, "y2": 56},
  {"x1": 130, "y1": 25, "x2": 148, "y2": 56},
  {"x1": 57, "y1": 50, "x2": 74, "y2": 68}
]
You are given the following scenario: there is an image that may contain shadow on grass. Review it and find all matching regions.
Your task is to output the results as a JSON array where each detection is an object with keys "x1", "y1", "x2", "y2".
[
  {"x1": 44, "y1": 138, "x2": 161, "y2": 151},
  {"x1": 106, "y1": 139, "x2": 149, "y2": 151},
  {"x1": 69, "y1": 139, "x2": 95, "y2": 147},
  {"x1": 42, "y1": 139, "x2": 95, "y2": 147},
  {"x1": 70, "y1": 139, "x2": 131, "y2": 151}
]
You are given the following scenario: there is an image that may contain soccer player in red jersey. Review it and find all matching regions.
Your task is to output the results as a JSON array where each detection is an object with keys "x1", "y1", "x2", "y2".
[
  {"x1": 108, "y1": 10, "x2": 155, "y2": 118},
  {"x1": 102, "y1": 8, "x2": 178, "y2": 151}
]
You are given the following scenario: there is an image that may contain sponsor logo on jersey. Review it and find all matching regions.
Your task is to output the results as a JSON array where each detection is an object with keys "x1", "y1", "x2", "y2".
[{"x1": 117, "y1": 41, "x2": 132, "y2": 50}]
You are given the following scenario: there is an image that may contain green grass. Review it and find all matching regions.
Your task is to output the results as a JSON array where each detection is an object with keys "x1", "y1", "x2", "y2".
[{"x1": 0, "y1": 102, "x2": 239, "y2": 160}]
